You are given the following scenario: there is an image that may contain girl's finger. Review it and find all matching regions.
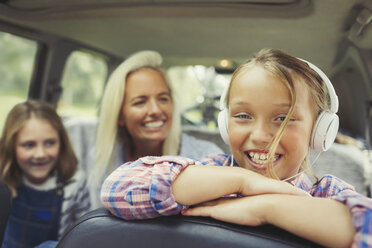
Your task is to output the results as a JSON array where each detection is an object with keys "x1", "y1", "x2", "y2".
[{"x1": 182, "y1": 207, "x2": 210, "y2": 217}]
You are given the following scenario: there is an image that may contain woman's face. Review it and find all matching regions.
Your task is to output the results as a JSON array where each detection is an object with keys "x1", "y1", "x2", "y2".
[
  {"x1": 15, "y1": 117, "x2": 60, "y2": 184},
  {"x1": 119, "y1": 68, "x2": 173, "y2": 144},
  {"x1": 227, "y1": 66, "x2": 315, "y2": 180}
]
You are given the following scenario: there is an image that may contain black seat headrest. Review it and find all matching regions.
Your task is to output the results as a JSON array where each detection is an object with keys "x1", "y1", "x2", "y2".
[
  {"x1": 0, "y1": 180, "x2": 11, "y2": 245},
  {"x1": 57, "y1": 208, "x2": 323, "y2": 248}
]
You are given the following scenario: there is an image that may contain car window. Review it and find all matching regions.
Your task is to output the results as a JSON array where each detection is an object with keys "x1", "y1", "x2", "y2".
[
  {"x1": 168, "y1": 65, "x2": 231, "y2": 131},
  {"x1": 57, "y1": 50, "x2": 107, "y2": 119},
  {"x1": 0, "y1": 31, "x2": 37, "y2": 132}
]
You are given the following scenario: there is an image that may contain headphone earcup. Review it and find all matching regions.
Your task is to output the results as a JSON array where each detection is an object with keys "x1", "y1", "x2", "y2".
[
  {"x1": 311, "y1": 111, "x2": 339, "y2": 151},
  {"x1": 218, "y1": 108, "x2": 229, "y2": 145}
]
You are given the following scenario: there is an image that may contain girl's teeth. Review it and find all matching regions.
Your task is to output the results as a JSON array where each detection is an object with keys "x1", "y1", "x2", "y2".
[{"x1": 248, "y1": 152, "x2": 278, "y2": 164}]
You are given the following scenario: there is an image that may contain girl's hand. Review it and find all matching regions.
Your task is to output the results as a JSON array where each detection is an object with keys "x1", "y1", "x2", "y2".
[
  {"x1": 240, "y1": 173, "x2": 309, "y2": 197},
  {"x1": 182, "y1": 194, "x2": 355, "y2": 248},
  {"x1": 181, "y1": 196, "x2": 267, "y2": 226}
]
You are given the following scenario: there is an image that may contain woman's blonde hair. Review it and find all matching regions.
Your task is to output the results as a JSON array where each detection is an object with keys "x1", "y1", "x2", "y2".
[
  {"x1": 92, "y1": 50, "x2": 181, "y2": 186},
  {"x1": 226, "y1": 48, "x2": 330, "y2": 179},
  {"x1": 0, "y1": 100, "x2": 77, "y2": 197}
]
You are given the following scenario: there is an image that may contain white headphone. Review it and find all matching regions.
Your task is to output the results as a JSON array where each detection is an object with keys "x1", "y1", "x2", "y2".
[{"x1": 217, "y1": 58, "x2": 339, "y2": 152}]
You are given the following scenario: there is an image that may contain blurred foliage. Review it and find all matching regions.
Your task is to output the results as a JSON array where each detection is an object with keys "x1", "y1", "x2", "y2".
[
  {"x1": 0, "y1": 32, "x2": 37, "y2": 131},
  {"x1": 0, "y1": 32, "x2": 36, "y2": 95},
  {"x1": 57, "y1": 51, "x2": 107, "y2": 118}
]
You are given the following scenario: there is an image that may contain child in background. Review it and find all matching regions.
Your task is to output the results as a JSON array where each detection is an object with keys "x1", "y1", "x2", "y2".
[
  {"x1": 0, "y1": 100, "x2": 90, "y2": 248},
  {"x1": 101, "y1": 48, "x2": 372, "y2": 248}
]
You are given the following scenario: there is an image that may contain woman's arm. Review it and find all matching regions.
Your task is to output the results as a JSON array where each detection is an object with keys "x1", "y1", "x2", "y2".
[{"x1": 182, "y1": 195, "x2": 354, "y2": 248}]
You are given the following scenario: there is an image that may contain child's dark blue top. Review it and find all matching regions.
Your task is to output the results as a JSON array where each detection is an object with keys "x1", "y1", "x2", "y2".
[{"x1": 1, "y1": 184, "x2": 62, "y2": 248}]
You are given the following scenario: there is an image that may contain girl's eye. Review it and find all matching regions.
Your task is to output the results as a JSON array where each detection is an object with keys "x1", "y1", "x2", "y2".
[
  {"x1": 234, "y1": 113, "x2": 251, "y2": 120},
  {"x1": 45, "y1": 139, "x2": 57, "y2": 147},
  {"x1": 276, "y1": 116, "x2": 286, "y2": 122},
  {"x1": 275, "y1": 115, "x2": 295, "y2": 122},
  {"x1": 21, "y1": 142, "x2": 35, "y2": 148}
]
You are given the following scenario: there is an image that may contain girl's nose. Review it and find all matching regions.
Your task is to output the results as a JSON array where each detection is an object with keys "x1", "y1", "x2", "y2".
[
  {"x1": 250, "y1": 120, "x2": 273, "y2": 145},
  {"x1": 34, "y1": 145, "x2": 47, "y2": 158}
]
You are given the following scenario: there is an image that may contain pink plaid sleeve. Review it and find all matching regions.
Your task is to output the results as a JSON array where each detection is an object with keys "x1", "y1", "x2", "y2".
[
  {"x1": 101, "y1": 156, "x2": 197, "y2": 220},
  {"x1": 311, "y1": 175, "x2": 372, "y2": 248}
]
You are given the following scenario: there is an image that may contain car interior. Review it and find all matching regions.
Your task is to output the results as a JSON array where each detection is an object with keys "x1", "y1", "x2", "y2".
[{"x1": 0, "y1": 0, "x2": 372, "y2": 247}]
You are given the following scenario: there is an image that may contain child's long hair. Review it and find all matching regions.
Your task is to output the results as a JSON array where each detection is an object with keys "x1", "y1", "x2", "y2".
[
  {"x1": 0, "y1": 100, "x2": 77, "y2": 196},
  {"x1": 226, "y1": 48, "x2": 330, "y2": 179},
  {"x1": 91, "y1": 50, "x2": 181, "y2": 188}
]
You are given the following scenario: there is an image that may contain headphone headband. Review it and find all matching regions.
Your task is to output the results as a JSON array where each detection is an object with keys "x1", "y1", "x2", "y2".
[{"x1": 298, "y1": 58, "x2": 339, "y2": 113}]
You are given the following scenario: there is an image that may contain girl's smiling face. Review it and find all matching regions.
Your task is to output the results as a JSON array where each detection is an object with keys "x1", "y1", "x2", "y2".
[
  {"x1": 15, "y1": 117, "x2": 60, "y2": 184},
  {"x1": 228, "y1": 65, "x2": 316, "y2": 180}
]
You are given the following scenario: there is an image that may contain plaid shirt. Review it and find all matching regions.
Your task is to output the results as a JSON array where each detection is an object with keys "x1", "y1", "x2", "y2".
[{"x1": 101, "y1": 154, "x2": 372, "y2": 248}]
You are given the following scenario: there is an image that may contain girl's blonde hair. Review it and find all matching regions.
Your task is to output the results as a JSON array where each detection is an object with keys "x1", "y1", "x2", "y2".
[
  {"x1": 0, "y1": 100, "x2": 77, "y2": 196},
  {"x1": 226, "y1": 48, "x2": 330, "y2": 179},
  {"x1": 92, "y1": 50, "x2": 181, "y2": 186}
]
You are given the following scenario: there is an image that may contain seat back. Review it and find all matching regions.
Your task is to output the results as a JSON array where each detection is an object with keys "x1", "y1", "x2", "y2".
[
  {"x1": 63, "y1": 117, "x2": 98, "y2": 173},
  {"x1": 0, "y1": 180, "x2": 11, "y2": 245},
  {"x1": 57, "y1": 208, "x2": 323, "y2": 248}
]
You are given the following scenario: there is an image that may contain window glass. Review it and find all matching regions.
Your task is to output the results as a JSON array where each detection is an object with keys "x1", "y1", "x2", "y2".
[
  {"x1": 57, "y1": 51, "x2": 107, "y2": 119},
  {"x1": 0, "y1": 31, "x2": 37, "y2": 132},
  {"x1": 167, "y1": 65, "x2": 231, "y2": 131}
]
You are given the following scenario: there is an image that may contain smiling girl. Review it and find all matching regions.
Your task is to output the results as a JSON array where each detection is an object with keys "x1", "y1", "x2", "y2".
[
  {"x1": 101, "y1": 49, "x2": 372, "y2": 248},
  {"x1": 0, "y1": 100, "x2": 90, "y2": 248}
]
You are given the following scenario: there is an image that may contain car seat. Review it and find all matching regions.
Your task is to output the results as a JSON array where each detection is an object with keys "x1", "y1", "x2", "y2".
[
  {"x1": 57, "y1": 208, "x2": 323, "y2": 248},
  {"x1": 0, "y1": 180, "x2": 11, "y2": 245}
]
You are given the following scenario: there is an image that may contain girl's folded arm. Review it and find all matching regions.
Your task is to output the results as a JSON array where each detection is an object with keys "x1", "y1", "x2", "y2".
[
  {"x1": 99, "y1": 155, "x2": 246, "y2": 220},
  {"x1": 100, "y1": 156, "x2": 197, "y2": 220},
  {"x1": 262, "y1": 195, "x2": 355, "y2": 248},
  {"x1": 313, "y1": 175, "x2": 372, "y2": 248},
  {"x1": 100, "y1": 154, "x2": 309, "y2": 220},
  {"x1": 172, "y1": 164, "x2": 309, "y2": 206},
  {"x1": 260, "y1": 176, "x2": 372, "y2": 248}
]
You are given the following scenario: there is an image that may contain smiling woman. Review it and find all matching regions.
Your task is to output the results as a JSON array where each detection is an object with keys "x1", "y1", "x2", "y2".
[
  {"x1": 118, "y1": 67, "x2": 174, "y2": 148},
  {"x1": 89, "y1": 50, "x2": 223, "y2": 209}
]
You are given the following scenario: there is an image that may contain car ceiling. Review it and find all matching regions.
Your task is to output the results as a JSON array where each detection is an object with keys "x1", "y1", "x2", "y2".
[
  {"x1": 2, "y1": 0, "x2": 372, "y2": 139},
  {"x1": 0, "y1": 0, "x2": 370, "y2": 72}
]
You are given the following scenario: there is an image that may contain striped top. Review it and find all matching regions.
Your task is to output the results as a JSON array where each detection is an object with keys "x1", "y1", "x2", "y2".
[
  {"x1": 101, "y1": 154, "x2": 372, "y2": 248},
  {"x1": 59, "y1": 170, "x2": 91, "y2": 238}
]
